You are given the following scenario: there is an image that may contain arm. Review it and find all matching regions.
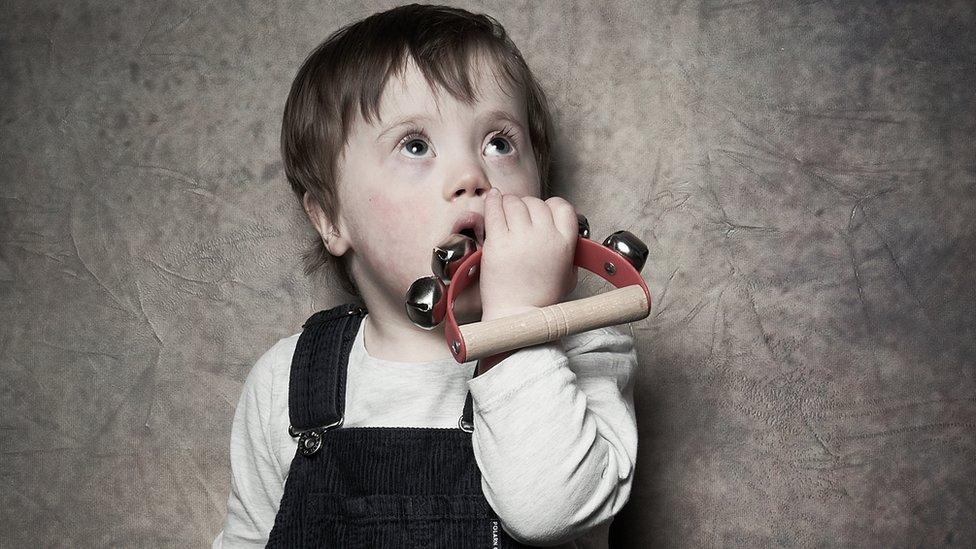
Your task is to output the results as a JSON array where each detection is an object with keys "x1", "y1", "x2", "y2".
[
  {"x1": 212, "y1": 347, "x2": 286, "y2": 548},
  {"x1": 466, "y1": 325, "x2": 639, "y2": 546}
]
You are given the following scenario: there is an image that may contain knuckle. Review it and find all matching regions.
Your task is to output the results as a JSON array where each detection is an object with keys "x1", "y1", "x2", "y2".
[{"x1": 545, "y1": 196, "x2": 570, "y2": 208}]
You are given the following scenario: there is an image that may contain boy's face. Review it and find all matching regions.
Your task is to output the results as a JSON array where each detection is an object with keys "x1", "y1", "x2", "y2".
[{"x1": 326, "y1": 54, "x2": 540, "y2": 323}]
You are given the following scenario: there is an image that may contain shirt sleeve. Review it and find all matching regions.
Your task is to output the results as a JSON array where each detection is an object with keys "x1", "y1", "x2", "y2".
[
  {"x1": 466, "y1": 325, "x2": 639, "y2": 546},
  {"x1": 212, "y1": 344, "x2": 287, "y2": 548}
]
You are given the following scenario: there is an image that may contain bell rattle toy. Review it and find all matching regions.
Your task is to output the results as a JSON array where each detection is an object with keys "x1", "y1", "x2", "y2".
[{"x1": 404, "y1": 214, "x2": 652, "y2": 363}]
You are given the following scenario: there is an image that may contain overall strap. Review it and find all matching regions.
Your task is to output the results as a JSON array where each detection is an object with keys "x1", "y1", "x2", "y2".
[{"x1": 287, "y1": 303, "x2": 366, "y2": 456}]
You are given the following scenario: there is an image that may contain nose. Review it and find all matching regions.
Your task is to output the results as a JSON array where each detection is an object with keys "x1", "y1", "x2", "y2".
[{"x1": 444, "y1": 161, "x2": 492, "y2": 200}]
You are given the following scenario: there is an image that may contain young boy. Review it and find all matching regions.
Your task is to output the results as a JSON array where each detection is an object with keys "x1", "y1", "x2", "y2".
[{"x1": 213, "y1": 4, "x2": 639, "y2": 547}]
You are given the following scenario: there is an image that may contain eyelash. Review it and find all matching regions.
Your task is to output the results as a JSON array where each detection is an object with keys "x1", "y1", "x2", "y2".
[{"x1": 395, "y1": 125, "x2": 520, "y2": 157}]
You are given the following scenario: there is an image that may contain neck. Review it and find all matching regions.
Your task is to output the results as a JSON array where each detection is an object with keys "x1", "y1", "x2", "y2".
[{"x1": 363, "y1": 311, "x2": 456, "y2": 363}]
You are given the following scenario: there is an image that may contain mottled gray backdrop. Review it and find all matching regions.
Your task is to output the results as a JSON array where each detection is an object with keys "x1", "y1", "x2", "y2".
[{"x1": 1, "y1": 0, "x2": 973, "y2": 547}]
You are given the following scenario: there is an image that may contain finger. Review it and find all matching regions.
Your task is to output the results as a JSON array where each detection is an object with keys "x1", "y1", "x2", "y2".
[
  {"x1": 484, "y1": 187, "x2": 508, "y2": 236},
  {"x1": 501, "y1": 192, "x2": 531, "y2": 231},
  {"x1": 522, "y1": 196, "x2": 554, "y2": 229},
  {"x1": 546, "y1": 196, "x2": 579, "y2": 240}
]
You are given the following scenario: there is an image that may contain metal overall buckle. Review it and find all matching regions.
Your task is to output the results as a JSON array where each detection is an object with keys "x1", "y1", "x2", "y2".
[
  {"x1": 458, "y1": 386, "x2": 474, "y2": 433},
  {"x1": 288, "y1": 416, "x2": 343, "y2": 457}
]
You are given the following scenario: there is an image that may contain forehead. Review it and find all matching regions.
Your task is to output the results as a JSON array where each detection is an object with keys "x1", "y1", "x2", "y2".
[{"x1": 374, "y1": 54, "x2": 525, "y2": 125}]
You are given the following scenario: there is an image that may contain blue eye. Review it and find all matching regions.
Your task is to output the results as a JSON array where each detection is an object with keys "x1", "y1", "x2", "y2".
[
  {"x1": 485, "y1": 136, "x2": 513, "y2": 156},
  {"x1": 398, "y1": 130, "x2": 433, "y2": 158},
  {"x1": 401, "y1": 137, "x2": 429, "y2": 157},
  {"x1": 485, "y1": 125, "x2": 519, "y2": 157}
]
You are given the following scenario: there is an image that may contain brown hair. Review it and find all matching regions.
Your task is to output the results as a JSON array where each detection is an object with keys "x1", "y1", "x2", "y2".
[{"x1": 280, "y1": 3, "x2": 555, "y2": 298}]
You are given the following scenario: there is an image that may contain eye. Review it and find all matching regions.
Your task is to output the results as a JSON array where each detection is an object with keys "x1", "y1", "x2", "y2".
[
  {"x1": 485, "y1": 136, "x2": 512, "y2": 156},
  {"x1": 397, "y1": 129, "x2": 433, "y2": 159},
  {"x1": 484, "y1": 126, "x2": 518, "y2": 157}
]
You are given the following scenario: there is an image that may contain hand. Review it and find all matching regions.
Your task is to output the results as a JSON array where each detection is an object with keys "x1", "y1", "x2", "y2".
[{"x1": 479, "y1": 188, "x2": 578, "y2": 322}]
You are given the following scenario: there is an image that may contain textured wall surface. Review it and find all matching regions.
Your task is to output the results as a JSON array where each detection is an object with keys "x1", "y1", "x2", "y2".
[{"x1": 1, "y1": 1, "x2": 973, "y2": 547}]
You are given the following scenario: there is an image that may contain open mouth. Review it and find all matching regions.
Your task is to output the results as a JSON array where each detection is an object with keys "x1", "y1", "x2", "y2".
[
  {"x1": 458, "y1": 227, "x2": 481, "y2": 248},
  {"x1": 450, "y1": 211, "x2": 485, "y2": 249}
]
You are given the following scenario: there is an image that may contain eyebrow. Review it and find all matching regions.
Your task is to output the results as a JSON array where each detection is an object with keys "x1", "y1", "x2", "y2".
[{"x1": 375, "y1": 109, "x2": 526, "y2": 143}]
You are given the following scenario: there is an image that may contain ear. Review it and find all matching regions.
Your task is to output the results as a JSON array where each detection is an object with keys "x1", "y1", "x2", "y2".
[{"x1": 303, "y1": 191, "x2": 351, "y2": 257}]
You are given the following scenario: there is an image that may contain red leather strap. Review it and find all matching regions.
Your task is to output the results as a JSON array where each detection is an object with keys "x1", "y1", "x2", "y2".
[{"x1": 444, "y1": 236, "x2": 651, "y2": 363}]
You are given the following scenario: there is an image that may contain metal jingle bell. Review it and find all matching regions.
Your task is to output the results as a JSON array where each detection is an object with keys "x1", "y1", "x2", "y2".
[
  {"x1": 577, "y1": 213, "x2": 590, "y2": 239},
  {"x1": 405, "y1": 275, "x2": 448, "y2": 329},
  {"x1": 432, "y1": 233, "x2": 477, "y2": 285},
  {"x1": 602, "y1": 230, "x2": 649, "y2": 273},
  {"x1": 407, "y1": 212, "x2": 594, "y2": 330}
]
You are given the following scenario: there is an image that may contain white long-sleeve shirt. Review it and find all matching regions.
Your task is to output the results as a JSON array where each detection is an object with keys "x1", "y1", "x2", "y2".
[{"x1": 212, "y1": 314, "x2": 639, "y2": 547}]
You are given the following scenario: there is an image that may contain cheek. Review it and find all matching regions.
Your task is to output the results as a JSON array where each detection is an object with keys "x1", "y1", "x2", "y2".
[
  {"x1": 490, "y1": 158, "x2": 541, "y2": 197},
  {"x1": 364, "y1": 192, "x2": 431, "y2": 268},
  {"x1": 368, "y1": 192, "x2": 425, "y2": 237},
  {"x1": 495, "y1": 175, "x2": 540, "y2": 199}
]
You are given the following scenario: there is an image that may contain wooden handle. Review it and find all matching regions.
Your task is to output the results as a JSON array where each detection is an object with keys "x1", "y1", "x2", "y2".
[{"x1": 458, "y1": 284, "x2": 650, "y2": 360}]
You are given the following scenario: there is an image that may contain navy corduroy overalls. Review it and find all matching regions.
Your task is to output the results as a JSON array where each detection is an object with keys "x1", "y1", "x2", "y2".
[{"x1": 266, "y1": 303, "x2": 531, "y2": 548}]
